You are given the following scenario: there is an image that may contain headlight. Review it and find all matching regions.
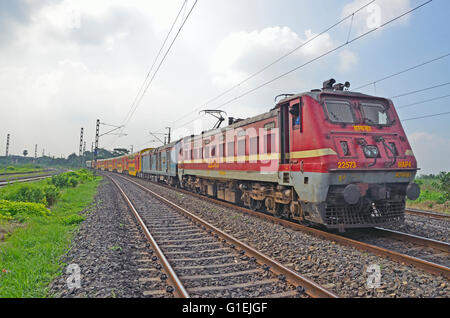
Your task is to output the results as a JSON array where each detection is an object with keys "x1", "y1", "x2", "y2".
[{"x1": 363, "y1": 145, "x2": 379, "y2": 158}]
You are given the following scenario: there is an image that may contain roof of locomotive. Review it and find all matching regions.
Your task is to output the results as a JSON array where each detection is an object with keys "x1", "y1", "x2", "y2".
[
  {"x1": 277, "y1": 89, "x2": 389, "y2": 105},
  {"x1": 164, "y1": 88, "x2": 391, "y2": 147}
]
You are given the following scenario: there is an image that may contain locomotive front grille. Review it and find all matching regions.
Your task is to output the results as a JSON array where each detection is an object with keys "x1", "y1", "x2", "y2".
[{"x1": 324, "y1": 184, "x2": 406, "y2": 227}]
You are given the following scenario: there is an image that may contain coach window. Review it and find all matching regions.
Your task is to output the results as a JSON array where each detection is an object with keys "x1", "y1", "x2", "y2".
[
  {"x1": 211, "y1": 145, "x2": 216, "y2": 158},
  {"x1": 205, "y1": 147, "x2": 209, "y2": 159}
]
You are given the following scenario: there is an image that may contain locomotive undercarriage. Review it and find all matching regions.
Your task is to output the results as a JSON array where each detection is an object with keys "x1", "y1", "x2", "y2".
[
  {"x1": 178, "y1": 174, "x2": 410, "y2": 231},
  {"x1": 180, "y1": 176, "x2": 304, "y2": 221}
]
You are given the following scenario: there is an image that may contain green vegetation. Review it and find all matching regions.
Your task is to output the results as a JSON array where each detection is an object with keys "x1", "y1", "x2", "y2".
[
  {"x1": 0, "y1": 169, "x2": 101, "y2": 298},
  {"x1": 408, "y1": 172, "x2": 450, "y2": 213},
  {"x1": 0, "y1": 164, "x2": 43, "y2": 175}
]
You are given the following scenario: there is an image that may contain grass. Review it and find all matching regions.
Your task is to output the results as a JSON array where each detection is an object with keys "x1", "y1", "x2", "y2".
[
  {"x1": 0, "y1": 172, "x2": 101, "y2": 298},
  {"x1": 0, "y1": 164, "x2": 44, "y2": 175},
  {"x1": 407, "y1": 174, "x2": 449, "y2": 213}
]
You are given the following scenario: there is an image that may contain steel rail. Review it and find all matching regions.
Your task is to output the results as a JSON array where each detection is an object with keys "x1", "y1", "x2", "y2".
[
  {"x1": 0, "y1": 175, "x2": 55, "y2": 188},
  {"x1": 405, "y1": 208, "x2": 450, "y2": 220},
  {"x1": 113, "y1": 173, "x2": 339, "y2": 298},
  {"x1": 373, "y1": 227, "x2": 450, "y2": 253},
  {"x1": 107, "y1": 175, "x2": 190, "y2": 298},
  {"x1": 128, "y1": 176, "x2": 450, "y2": 280}
]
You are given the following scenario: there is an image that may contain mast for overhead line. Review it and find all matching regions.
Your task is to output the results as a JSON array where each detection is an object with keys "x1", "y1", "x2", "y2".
[
  {"x1": 5, "y1": 134, "x2": 10, "y2": 157},
  {"x1": 94, "y1": 120, "x2": 100, "y2": 174},
  {"x1": 35, "y1": 144, "x2": 37, "y2": 159},
  {"x1": 79, "y1": 127, "x2": 84, "y2": 167}
]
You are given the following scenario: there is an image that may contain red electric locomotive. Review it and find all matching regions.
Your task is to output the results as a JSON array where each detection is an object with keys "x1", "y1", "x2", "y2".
[{"x1": 177, "y1": 79, "x2": 420, "y2": 230}]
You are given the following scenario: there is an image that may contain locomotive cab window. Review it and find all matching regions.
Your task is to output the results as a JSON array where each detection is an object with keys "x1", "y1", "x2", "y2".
[
  {"x1": 324, "y1": 100, "x2": 356, "y2": 124},
  {"x1": 290, "y1": 103, "x2": 301, "y2": 130},
  {"x1": 361, "y1": 102, "x2": 390, "y2": 126}
]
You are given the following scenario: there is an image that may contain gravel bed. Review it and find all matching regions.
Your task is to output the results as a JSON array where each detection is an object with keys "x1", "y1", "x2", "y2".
[
  {"x1": 127, "y1": 176, "x2": 449, "y2": 298},
  {"x1": 384, "y1": 214, "x2": 450, "y2": 243},
  {"x1": 48, "y1": 179, "x2": 173, "y2": 298},
  {"x1": 342, "y1": 230, "x2": 449, "y2": 267},
  {"x1": 113, "y1": 176, "x2": 303, "y2": 298}
]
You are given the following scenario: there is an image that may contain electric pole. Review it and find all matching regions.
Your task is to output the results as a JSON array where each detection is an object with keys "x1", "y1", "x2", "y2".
[
  {"x1": 79, "y1": 128, "x2": 84, "y2": 167},
  {"x1": 166, "y1": 127, "x2": 171, "y2": 144},
  {"x1": 35, "y1": 144, "x2": 37, "y2": 159},
  {"x1": 94, "y1": 120, "x2": 100, "y2": 173},
  {"x1": 5, "y1": 134, "x2": 10, "y2": 157}
]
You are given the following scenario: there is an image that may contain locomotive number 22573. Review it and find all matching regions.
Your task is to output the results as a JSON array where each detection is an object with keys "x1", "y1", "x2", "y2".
[{"x1": 337, "y1": 161, "x2": 357, "y2": 169}]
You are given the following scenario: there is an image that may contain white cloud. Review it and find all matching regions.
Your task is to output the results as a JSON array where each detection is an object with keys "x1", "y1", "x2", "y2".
[
  {"x1": 211, "y1": 26, "x2": 333, "y2": 87},
  {"x1": 338, "y1": 50, "x2": 358, "y2": 72},
  {"x1": 408, "y1": 132, "x2": 450, "y2": 175},
  {"x1": 342, "y1": 0, "x2": 411, "y2": 36}
]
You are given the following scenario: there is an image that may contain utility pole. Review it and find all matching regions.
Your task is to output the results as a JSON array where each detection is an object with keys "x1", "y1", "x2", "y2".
[
  {"x1": 42, "y1": 149, "x2": 45, "y2": 157},
  {"x1": 35, "y1": 144, "x2": 37, "y2": 159},
  {"x1": 5, "y1": 134, "x2": 10, "y2": 157},
  {"x1": 130, "y1": 145, "x2": 134, "y2": 154},
  {"x1": 79, "y1": 128, "x2": 84, "y2": 167},
  {"x1": 166, "y1": 127, "x2": 171, "y2": 144},
  {"x1": 94, "y1": 120, "x2": 100, "y2": 173}
]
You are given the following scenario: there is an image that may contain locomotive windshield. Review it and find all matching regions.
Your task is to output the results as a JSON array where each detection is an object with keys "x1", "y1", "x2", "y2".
[
  {"x1": 324, "y1": 100, "x2": 356, "y2": 124},
  {"x1": 361, "y1": 102, "x2": 390, "y2": 125}
]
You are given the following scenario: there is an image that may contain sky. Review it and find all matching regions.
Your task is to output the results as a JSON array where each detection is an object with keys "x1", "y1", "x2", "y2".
[{"x1": 0, "y1": 0, "x2": 449, "y2": 175}]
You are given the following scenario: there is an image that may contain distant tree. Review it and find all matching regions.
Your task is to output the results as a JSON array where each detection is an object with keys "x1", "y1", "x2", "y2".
[{"x1": 23, "y1": 150, "x2": 28, "y2": 157}]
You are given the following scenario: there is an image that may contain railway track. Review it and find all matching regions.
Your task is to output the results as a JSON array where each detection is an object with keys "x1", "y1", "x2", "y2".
[
  {"x1": 342, "y1": 227, "x2": 450, "y2": 270},
  {"x1": 405, "y1": 208, "x2": 450, "y2": 220},
  {"x1": 114, "y1": 173, "x2": 450, "y2": 281},
  {"x1": 0, "y1": 169, "x2": 54, "y2": 177},
  {"x1": 106, "y1": 173, "x2": 338, "y2": 298},
  {"x1": 0, "y1": 174, "x2": 55, "y2": 188}
]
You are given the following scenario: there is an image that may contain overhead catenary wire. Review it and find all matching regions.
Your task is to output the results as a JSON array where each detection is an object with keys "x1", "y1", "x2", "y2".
[
  {"x1": 154, "y1": 0, "x2": 377, "y2": 133},
  {"x1": 123, "y1": 0, "x2": 198, "y2": 129},
  {"x1": 121, "y1": 0, "x2": 189, "y2": 128},
  {"x1": 106, "y1": 0, "x2": 198, "y2": 150},
  {"x1": 402, "y1": 111, "x2": 450, "y2": 122},
  {"x1": 353, "y1": 52, "x2": 450, "y2": 91},
  {"x1": 170, "y1": 0, "x2": 433, "y2": 131},
  {"x1": 389, "y1": 81, "x2": 450, "y2": 99},
  {"x1": 397, "y1": 93, "x2": 450, "y2": 109}
]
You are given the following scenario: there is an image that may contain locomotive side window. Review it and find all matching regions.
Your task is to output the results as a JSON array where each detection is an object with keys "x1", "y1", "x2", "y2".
[
  {"x1": 250, "y1": 137, "x2": 259, "y2": 155},
  {"x1": 264, "y1": 133, "x2": 274, "y2": 154},
  {"x1": 238, "y1": 139, "x2": 246, "y2": 157},
  {"x1": 227, "y1": 142, "x2": 235, "y2": 157},
  {"x1": 324, "y1": 100, "x2": 356, "y2": 124},
  {"x1": 219, "y1": 143, "x2": 225, "y2": 158},
  {"x1": 361, "y1": 102, "x2": 390, "y2": 126}
]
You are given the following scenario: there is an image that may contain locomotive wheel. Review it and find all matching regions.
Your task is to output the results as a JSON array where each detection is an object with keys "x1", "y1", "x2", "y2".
[{"x1": 249, "y1": 199, "x2": 263, "y2": 211}]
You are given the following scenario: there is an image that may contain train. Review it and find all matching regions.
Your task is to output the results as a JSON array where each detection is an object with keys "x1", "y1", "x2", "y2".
[{"x1": 88, "y1": 79, "x2": 421, "y2": 231}]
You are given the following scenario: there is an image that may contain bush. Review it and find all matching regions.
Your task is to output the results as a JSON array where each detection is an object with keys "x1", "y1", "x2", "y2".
[
  {"x1": 0, "y1": 200, "x2": 50, "y2": 221},
  {"x1": 68, "y1": 177, "x2": 79, "y2": 188},
  {"x1": 43, "y1": 185, "x2": 60, "y2": 206},
  {"x1": 51, "y1": 174, "x2": 70, "y2": 188},
  {"x1": 60, "y1": 214, "x2": 85, "y2": 226},
  {"x1": 6, "y1": 185, "x2": 47, "y2": 205}
]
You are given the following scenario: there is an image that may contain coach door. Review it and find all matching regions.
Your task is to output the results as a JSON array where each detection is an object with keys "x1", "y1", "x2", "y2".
[
  {"x1": 278, "y1": 103, "x2": 290, "y2": 164},
  {"x1": 289, "y1": 98, "x2": 302, "y2": 161}
]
